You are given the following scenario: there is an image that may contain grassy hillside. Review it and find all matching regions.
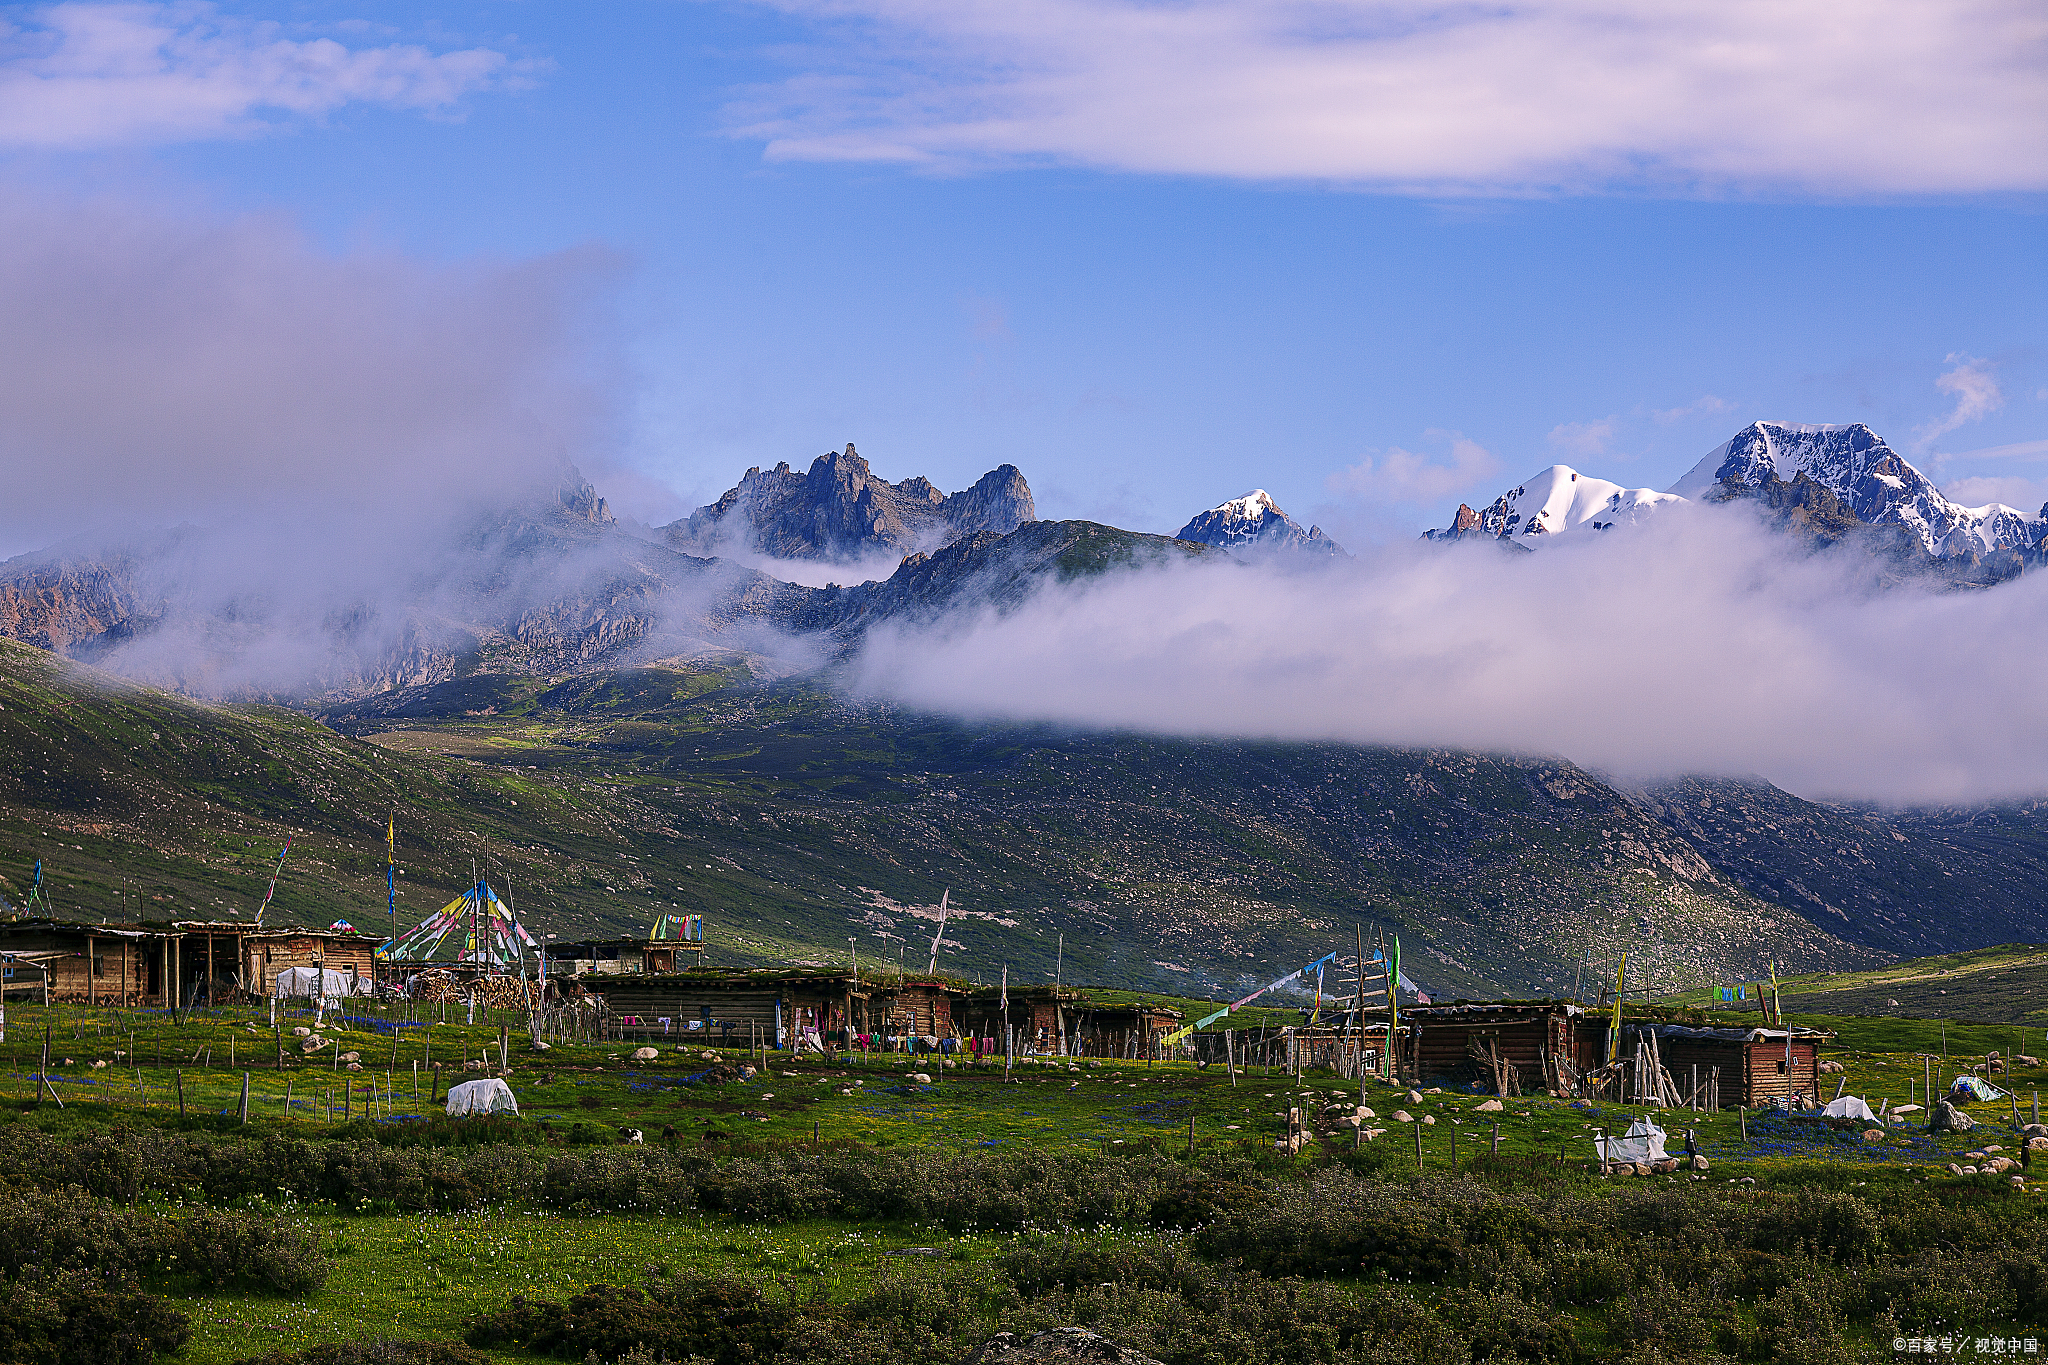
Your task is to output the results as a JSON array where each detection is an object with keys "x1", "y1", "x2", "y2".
[
  {"x1": 1664, "y1": 943, "x2": 2048, "y2": 1026},
  {"x1": 0, "y1": 637, "x2": 1867, "y2": 998}
]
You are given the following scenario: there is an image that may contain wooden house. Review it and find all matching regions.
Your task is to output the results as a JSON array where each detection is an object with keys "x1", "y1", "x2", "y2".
[
  {"x1": 1620, "y1": 1022, "x2": 1829, "y2": 1108},
  {"x1": 1401, "y1": 1001, "x2": 1603, "y2": 1094},
  {"x1": 236, "y1": 926, "x2": 382, "y2": 998}
]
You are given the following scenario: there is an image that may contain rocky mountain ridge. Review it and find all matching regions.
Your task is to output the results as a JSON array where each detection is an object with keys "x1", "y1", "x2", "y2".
[{"x1": 661, "y1": 444, "x2": 1035, "y2": 561}]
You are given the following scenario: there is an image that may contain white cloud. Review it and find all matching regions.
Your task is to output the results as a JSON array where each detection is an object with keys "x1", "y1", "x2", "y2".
[
  {"x1": 0, "y1": 2, "x2": 524, "y2": 149},
  {"x1": 1936, "y1": 436, "x2": 2048, "y2": 463},
  {"x1": 1327, "y1": 430, "x2": 1501, "y2": 505},
  {"x1": 1652, "y1": 395, "x2": 1737, "y2": 425},
  {"x1": 1915, "y1": 353, "x2": 2005, "y2": 450},
  {"x1": 733, "y1": 0, "x2": 2048, "y2": 195},
  {"x1": 1546, "y1": 417, "x2": 1616, "y2": 459},
  {"x1": 851, "y1": 506, "x2": 2048, "y2": 805},
  {"x1": 1941, "y1": 474, "x2": 2048, "y2": 513}
]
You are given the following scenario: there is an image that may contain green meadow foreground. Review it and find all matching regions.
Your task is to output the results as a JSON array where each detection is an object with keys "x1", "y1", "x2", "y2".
[{"x1": 10, "y1": 999, "x2": 2048, "y2": 1365}]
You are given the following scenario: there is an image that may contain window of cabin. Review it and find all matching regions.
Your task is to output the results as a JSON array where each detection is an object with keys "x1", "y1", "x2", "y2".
[
  {"x1": 92, "y1": 956, "x2": 104, "y2": 977},
  {"x1": 1777, "y1": 1059, "x2": 1787, "y2": 1073}
]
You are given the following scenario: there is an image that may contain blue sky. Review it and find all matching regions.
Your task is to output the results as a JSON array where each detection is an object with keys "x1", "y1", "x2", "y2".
[{"x1": 3, "y1": 0, "x2": 2044, "y2": 549}]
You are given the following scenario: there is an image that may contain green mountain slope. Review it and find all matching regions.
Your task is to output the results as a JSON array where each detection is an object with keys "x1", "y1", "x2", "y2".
[{"x1": 0, "y1": 637, "x2": 1869, "y2": 998}]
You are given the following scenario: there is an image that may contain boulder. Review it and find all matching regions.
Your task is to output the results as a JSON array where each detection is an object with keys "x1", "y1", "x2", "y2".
[
  {"x1": 1475, "y1": 1099, "x2": 1504, "y2": 1112},
  {"x1": 909, "y1": 1072, "x2": 932, "y2": 1084},
  {"x1": 1929, "y1": 1100, "x2": 1975, "y2": 1133},
  {"x1": 1862, "y1": 1129, "x2": 1885, "y2": 1142},
  {"x1": 338, "y1": 1051, "x2": 360, "y2": 1063},
  {"x1": 1421, "y1": 1114, "x2": 1436, "y2": 1126},
  {"x1": 1651, "y1": 1158, "x2": 1680, "y2": 1174},
  {"x1": 2026, "y1": 1138, "x2": 2048, "y2": 1152},
  {"x1": 631, "y1": 1047, "x2": 660, "y2": 1061},
  {"x1": 2018, "y1": 1055, "x2": 2041, "y2": 1068},
  {"x1": 292, "y1": 1027, "x2": 311, "y2": 1038},
  {"x1": 1405, "y1": 1089, "x2": 1424, "y2": 1103},
  {"x1": 1689, "y1": 1155, "x2": 1711, "y2": 1171},
  {"x1": 1392, "y1": 1110, "x2": 1413, "y2": 1123},
  {"x1": 965, "y1": 1328, "x2": 1165, "y2": 1365},
  {"x1": 1984, "y1": 1157, "x2": 2018, "y2": 1174},
  {"x1": 1632, "y1": 1162, "x2": 1655, "y2": 1177},
  {"x1": 1818, "y1": 1060, "x2": 1845, "y2": 1074},
  {"x1": 1356, "y1": 1107, "x2": 1376, "y2": 1119}
]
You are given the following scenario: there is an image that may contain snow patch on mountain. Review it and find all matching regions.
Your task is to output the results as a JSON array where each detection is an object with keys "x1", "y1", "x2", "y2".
[
  {"x1": 1175, "y1": 490, "x2": 1344, "y2": 556},
  {"x1": 1425, "y1": 465, "x2": 1682, "y2": 547},
  {"x1": 1671, "y1": 421, "x2": 2044, "y2": 559}
]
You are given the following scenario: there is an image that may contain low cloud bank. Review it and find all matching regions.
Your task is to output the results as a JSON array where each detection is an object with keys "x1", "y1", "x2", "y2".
[{"x1": 850, "y1": 503, "x2": 2048, "y2": 806}]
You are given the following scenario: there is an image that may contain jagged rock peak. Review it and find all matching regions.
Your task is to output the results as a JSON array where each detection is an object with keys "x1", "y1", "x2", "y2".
[
  {"x1": 1670, "y1": 421, "x2": 2043, "y2": 559},
  {"x1": 555, "y1": 471, "x2": 613, "y2": 525},
  {"x1": 662, "y1": 443, "x2": 1035, "y2": 561},
  {"x1": 1176, "y1": 490, "x2": 1344, "y2": 557}
]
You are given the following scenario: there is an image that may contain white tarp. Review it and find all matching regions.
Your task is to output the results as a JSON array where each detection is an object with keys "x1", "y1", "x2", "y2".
[
  {"x1": 445, "y1": 1078, "x2": 518, "y2": 1118},
  {"x1": 1823, "y1": 1095, "x2": 1878, "y2": 1122},
  {"x1": 1594, "y1": 1117, "x2": 1668, "y2": 1165},
  {"x1": 275, "y1": 967, "x2": 366, "y2": 998}
]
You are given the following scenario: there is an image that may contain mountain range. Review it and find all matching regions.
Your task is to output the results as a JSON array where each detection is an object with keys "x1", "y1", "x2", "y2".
[
  {"x1": 3, "y1": 419, "x2": 2046, "y2": 995},
  {"x1": 1429, "y1": 422, "x2": 2047, "y2": 579}
]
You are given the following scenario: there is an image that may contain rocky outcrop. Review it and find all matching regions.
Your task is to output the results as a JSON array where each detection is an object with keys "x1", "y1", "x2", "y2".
[{"x1": 663, "y1": 444, "x2": 1035, "y2": 561}]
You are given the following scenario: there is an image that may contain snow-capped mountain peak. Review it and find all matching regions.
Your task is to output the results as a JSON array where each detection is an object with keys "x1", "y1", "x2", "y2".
[
  {"x1": 1670, "y1": 421, "x2": 2045, "y2": 558},
  {"x1": 1176, "y1": 489, "x2": 1345, "y2": 556},
  {"x1": 1425, "y1": 464, "x2": 1682, "y2": 547}
]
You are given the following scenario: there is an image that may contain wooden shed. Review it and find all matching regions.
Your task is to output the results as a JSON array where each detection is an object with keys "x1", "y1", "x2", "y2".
[
  {"x1": 235, "y1": 926, "x2": 382, "y2": 999},
  {"x1": 0, "y1": 919, "x2": 170, "y2": 1005},
  {"x1": 1621, "y1": 1022, "x2": 1828, "y2": 1109},
  {"x1": 1403, "y1": 1001, "x2": 1603, "y2": 1094}
]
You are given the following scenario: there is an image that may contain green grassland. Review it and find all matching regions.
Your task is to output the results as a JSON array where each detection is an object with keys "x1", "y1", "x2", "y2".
[
  {"x1": 1664, "y1": 943, "x2": 2048, "y2": 1026},
  {"x1": 10, "y1": 995, "x2": 2048, "y2": 1363}
]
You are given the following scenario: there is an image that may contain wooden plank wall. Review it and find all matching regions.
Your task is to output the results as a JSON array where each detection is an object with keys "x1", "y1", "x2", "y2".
[{"x1": 1743, "y1": 1040, "x2": 1820, "y2": 1105}]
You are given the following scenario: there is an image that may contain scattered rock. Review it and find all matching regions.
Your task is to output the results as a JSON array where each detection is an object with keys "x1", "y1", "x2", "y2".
[
  {"x1": 1392, "y1": 1110, "x2": 1413, "y2": 1123},
  {"x1": 1475, "y1": 1099, "x2": 1503, "y2": 1112},
  {"x1": 1689, "y1": 1155, "x2": 1710, "y2": 1171},
  {"x1": 1818, "y1": 1061, "x2": 1845, "y2": 1074},
  {"x1": 909, "y1": 1072, "x2": 932, "y2": 1085},
  {"x1": 1632, "y1": 1162, "x2": 1654, "y2": 1177},
  {"x1": 1985, "y1": 1157, "x2": 2018, "y2": 1174},
  {"x1": 292, "y1": 1027, "x2": 311, "y2": 1038},
  {"x1": 1420, "y1": 1114, "x2": 1436, "y2": 1126},
  {"x1": 2019, "y1": 1055, "x2": 2041, "y2": 1068},
  {"x1": 631, "y1": 1047, "x2": 660, "y2": 1061},
  {"x1": 1356, "y1": 1107, "x2": 1376, "y2": 1119},
  {"x1": 965, "y1": 1327, "x2": 1166, "y2": 1365},
  {"x1": 1405, "y1": 1090, "x2": 1424, "y2": 1103},
  {"x1": 1861, "y1": 1129, "x2": 1885, "y2": 1142}
]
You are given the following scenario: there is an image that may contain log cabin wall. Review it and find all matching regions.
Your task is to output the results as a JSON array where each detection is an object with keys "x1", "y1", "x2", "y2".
[{"x1": 1744, "y1": 1040, "x2": 1820, "y2": 1106}]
